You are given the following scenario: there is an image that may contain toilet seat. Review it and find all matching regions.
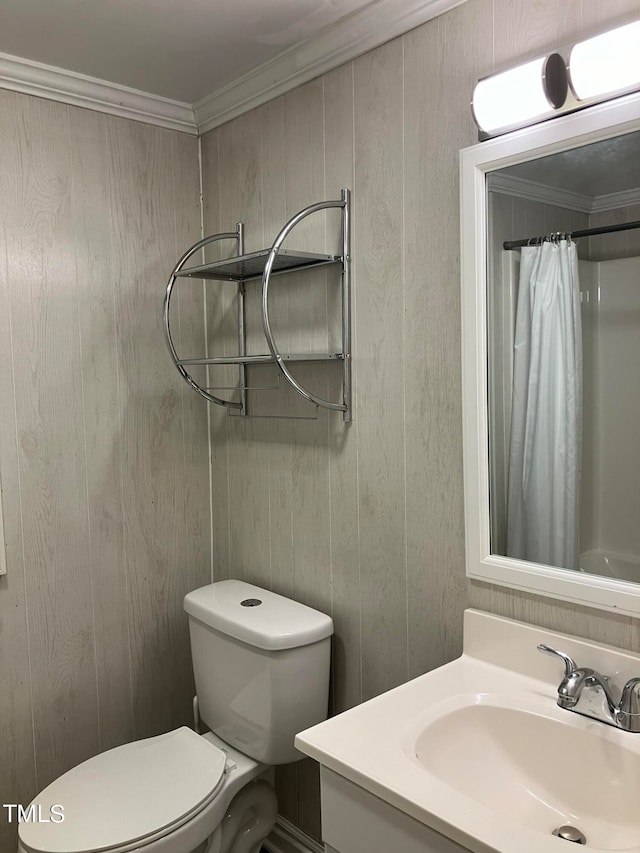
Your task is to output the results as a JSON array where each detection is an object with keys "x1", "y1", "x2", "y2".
[{"x1": 19, "y1": 727, "x2": 227, "y2": 853}]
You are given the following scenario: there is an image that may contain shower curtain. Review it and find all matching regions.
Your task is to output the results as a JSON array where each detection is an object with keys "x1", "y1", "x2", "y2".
[{"x1": 506, "y1": 238, "x2": 582, "y2": 570}]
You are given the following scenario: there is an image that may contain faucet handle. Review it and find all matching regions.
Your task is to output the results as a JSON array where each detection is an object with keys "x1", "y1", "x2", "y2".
[
  {"x1": 537, "y1": 644, "x2": 579, "y2": 677},
  {"x1": 619, "y1": 677, "x2": 640, "y2": 716}
]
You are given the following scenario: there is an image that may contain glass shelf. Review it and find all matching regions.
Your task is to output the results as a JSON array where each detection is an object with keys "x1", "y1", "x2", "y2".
[
  {"x1": 177, "y1": 352, "x2": 345, "y2": 366},
  {"x1": 176, "y1": 249, "x2": 341, "y2": 282}
]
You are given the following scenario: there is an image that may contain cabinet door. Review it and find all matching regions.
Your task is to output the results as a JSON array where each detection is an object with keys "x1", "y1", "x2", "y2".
[{"x1": 320, "y1": 769, "x2": 471, "y2": 853}]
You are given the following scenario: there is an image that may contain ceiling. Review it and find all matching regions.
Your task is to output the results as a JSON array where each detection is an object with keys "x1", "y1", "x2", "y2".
[
  {"x1": 501, "y1": 130, "x2": 640, "y2": 198},
  {"x1": 0, "y1": 0, "x2": 377, "y2": 103}
]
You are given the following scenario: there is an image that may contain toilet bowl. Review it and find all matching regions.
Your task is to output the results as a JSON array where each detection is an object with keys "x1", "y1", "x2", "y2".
[{"x1": 18, "y1": 581, "x2": 333, "y2": 853}]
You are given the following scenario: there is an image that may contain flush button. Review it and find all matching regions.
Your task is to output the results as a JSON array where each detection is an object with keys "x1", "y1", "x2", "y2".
[{"x1": 241, "y1": 598, "x2": 262, "y2": 607}]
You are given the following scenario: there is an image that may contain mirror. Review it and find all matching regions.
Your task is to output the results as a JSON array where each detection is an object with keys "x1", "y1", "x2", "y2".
[{"x1": 460, "y1": 91, "x2": 640, "y2": 616}]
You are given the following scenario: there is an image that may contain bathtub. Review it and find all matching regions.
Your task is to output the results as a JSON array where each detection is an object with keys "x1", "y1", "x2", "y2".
[{"x1": 580, "y1": 549, "x2": 640, "y2": 583}]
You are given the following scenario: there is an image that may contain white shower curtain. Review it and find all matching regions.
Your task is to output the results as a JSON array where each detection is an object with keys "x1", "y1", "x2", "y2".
[{"x1": 506, "y1": 238, "x2": 582, "y2": 570}]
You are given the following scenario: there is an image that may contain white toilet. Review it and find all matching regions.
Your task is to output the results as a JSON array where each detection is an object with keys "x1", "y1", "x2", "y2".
[{"x1": 18, "y1": 580, "x2": 333, "y2": 853}]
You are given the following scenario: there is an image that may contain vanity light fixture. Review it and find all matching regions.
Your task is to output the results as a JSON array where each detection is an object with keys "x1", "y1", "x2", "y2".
[
  {"x1": 472, "y1": 17, "x2": 640, "y2": 138},
  {"x1": 569, "y1": 20, "x2": 640, "y2": 101}
]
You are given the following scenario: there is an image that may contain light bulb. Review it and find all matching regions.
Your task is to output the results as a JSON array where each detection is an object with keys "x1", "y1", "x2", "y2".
[
  {"x1": 472, "y1": 54, "x2": 567, "y2": 135},
  {"x1": 570, "y1": 20, "x2": 640, "y2": 101}
]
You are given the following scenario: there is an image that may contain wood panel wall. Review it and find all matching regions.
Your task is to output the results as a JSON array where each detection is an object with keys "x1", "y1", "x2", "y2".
[
  {"x1": 0, "y1": 91, "x2": 208, "y2": 849},
  {"x1": 2, "y1": 0, "x2": 640, "y2": 849},
  {"x1": 201, "y1": 0, "x2": 640, "y2": 842}
]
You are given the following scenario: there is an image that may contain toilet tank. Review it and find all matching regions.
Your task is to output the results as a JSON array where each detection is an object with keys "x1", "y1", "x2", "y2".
[{"x1": 184, "y1": 580, "x2": 333, "y2": 765}]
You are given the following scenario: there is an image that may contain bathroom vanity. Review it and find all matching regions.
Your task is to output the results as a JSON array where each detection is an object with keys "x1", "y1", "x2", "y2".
[{"x1": 295, "y1": 610, "x2": 640, "y2": 853}]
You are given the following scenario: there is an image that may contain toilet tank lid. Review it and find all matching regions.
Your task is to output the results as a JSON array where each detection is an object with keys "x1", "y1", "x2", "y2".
[{"x1": 184, "y1": 580, "x2": 333, "y2": 650}]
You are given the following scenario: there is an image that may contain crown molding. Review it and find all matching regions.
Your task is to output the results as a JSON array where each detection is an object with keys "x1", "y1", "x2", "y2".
[
  {"x1": 0, "y1": 51, "x2": 197, "y2": 134},
  {"x1": 487, "y1": 173, "x2": 594, "y2": 213},
  {"x1": 591, "y1": 186, "x2": 640, "y2": 213},
  {"x1": 488, "y1": 173, "x2": 640, "y2": 215},
  {"x1": 194, "y1": 0, "x2": 467, "y2": 134}
]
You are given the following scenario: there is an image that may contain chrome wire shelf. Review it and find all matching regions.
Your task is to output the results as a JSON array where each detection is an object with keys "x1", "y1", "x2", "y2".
[{"x1": 163, "y1": 189, "x2": 352, "y2": 421}]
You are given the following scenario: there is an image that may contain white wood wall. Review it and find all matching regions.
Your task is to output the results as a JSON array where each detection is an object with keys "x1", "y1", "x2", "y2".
[
  {"x1": 201, "y1": 0, "x2": 640, "y2": 841},
  {"x1": 0, "y1": 91, "x2": 209, "y2": 849},
  {"x1": 2, "y1": 0, "x2": 640, "y2": 849}
]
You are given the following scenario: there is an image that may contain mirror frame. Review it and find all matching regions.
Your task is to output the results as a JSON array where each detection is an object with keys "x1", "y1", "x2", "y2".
[{"x1": 460, "y1": 89, "x2": 640, "y2": 618}]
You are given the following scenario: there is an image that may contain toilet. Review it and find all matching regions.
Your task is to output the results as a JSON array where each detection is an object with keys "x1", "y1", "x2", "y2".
[{"x1": 18, "y1": 580, "x2": 333, "y2": 853}]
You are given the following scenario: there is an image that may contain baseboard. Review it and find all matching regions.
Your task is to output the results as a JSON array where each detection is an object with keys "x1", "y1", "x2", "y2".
[{"x1": 263, "y1": 816, "x2": 324, "y2": 853}]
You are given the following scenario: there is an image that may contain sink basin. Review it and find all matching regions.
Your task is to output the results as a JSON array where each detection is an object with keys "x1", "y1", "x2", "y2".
[{"x1": 413, "y1": 694, "x2": 640, "y2": 850}]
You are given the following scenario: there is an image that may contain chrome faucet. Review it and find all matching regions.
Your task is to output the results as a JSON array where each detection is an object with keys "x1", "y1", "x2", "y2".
[{"x1": 538, "y1": 644, "x2": 640, "y2": 732}]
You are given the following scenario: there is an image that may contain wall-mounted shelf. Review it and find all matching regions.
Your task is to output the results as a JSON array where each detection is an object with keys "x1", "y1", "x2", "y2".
[{"x1": 163, "y1": 188, "x2": 351, "y2": 421}]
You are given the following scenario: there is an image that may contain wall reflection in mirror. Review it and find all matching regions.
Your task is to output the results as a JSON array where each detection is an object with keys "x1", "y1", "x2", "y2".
[{"x1": 487, "y1": 130, "x2": 640, "y2": 584}]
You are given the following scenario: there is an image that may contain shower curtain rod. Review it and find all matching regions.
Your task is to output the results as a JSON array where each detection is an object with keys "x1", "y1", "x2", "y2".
[{"x1": 503, "y1": 218, "x2": 640, "y2": 250}]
